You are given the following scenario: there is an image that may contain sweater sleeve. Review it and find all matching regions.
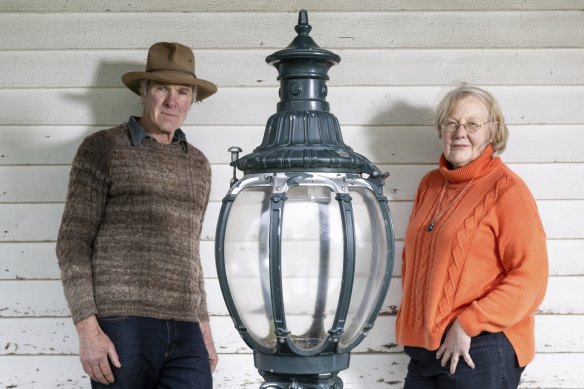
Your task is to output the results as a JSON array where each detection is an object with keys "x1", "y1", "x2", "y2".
[
  {"x1": 56, "y1": 133, "x2": 111, "y2": 324},
  {"x1": 457, "y1": 181, "x2": 549, "y2": 336},
  {"x1": 194, "y1": 153, "x2": 212, "y2": 322}
]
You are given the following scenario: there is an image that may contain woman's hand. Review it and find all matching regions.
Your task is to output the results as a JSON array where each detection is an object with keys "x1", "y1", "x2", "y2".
[{"x1": 436, "y1": 319, "x2": 475, "y2": 374}]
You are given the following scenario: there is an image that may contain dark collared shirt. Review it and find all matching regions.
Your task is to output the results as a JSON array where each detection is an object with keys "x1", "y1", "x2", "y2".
[{"x1": 128, "y1": 116, "x2": 188, "y2": 152}]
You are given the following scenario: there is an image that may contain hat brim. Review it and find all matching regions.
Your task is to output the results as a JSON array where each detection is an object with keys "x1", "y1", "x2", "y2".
[{"x1": 122, "y1": 70, "x2": 217, "y2": 102}]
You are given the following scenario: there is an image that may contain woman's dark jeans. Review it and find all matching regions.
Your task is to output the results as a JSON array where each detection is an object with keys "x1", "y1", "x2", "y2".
[
  {"x1": 91, "y1": 316, "x2": 211, "y2": 389},
  {"x1": 404, "y1": 332, "x2": 524, "y2": 389}
]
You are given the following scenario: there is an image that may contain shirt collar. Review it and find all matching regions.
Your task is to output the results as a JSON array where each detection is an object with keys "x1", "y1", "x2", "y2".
[{"x1": 128, "y1": 116, "x2": 188, "y2": 150}]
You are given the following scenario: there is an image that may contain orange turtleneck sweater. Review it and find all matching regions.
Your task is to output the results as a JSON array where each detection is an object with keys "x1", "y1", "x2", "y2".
[{"x1": 395, "y1": 145, "x2": 548, "y2": 367}]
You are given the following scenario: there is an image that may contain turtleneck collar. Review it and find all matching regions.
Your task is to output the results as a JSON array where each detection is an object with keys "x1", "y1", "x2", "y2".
[{"x1": 439, "y1": 144, "x2": 501, "y2": 183}]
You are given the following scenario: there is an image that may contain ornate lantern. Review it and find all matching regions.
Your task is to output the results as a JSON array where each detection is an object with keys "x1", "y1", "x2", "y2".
[{"x1": 215, "y1": 10, "x2": 394, "y2": 388}]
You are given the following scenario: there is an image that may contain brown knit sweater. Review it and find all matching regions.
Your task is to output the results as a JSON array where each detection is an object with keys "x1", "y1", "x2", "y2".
[{"x1": 56, "y1": 123, "x2": 211, "y2": 324}]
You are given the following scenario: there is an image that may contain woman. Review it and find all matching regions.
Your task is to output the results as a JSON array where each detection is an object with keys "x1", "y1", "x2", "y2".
[{"x1": 395, "y1": 86, "x2": 548, "y2": 388}]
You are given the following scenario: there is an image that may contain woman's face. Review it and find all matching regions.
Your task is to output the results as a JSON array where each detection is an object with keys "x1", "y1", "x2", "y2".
[{"x1": 440, "y1": 95, "x2": 492, "y2": 169}]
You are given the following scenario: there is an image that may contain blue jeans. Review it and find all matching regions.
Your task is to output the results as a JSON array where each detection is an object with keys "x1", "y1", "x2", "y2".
[
  {"x1": 91, "y1": 316, "x2": 211, "y2": 389},
  {"x1": 404, "y1": 332, "x2": 524, "y2": 389}
]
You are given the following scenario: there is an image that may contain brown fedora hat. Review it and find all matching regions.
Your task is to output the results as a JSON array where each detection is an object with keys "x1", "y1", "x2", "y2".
[{"x1": 122, "y1": 42, "x2": 217, "y2": 102}]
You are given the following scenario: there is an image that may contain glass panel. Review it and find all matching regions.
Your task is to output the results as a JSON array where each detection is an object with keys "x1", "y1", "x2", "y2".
[
  {"x1": 281, "y1": 185, "x2": 344, "y2": 351},
  {"x1": 224, "y1": 187, "x2": 275, "y2": 349},
  {"x1": 339, "y1": 187, "x2": 388, "y2": 348}
]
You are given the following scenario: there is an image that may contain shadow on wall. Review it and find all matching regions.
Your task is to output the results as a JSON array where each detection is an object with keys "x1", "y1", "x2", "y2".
[
  {"x1": 0, "y1": 60, "x2": 145, "y2": 243},
  {"x1": 56, "y1": 59, "x2": 144, "y2": 157},
  {"x1": 364, "y1": 99, "x2": 439, "y2": 164},
  {"x1": 0, "y1": 60, "x2": 144, "y2": 242},
  {"x1": 339, "y1": 97, "x2": 441, "y2": 249},
  {"x1": 1, "y1": 60, "x2": 143, "y2": 169},
  {"x1": 347, "y1": 98, "x2": 440, "y2": 201}
]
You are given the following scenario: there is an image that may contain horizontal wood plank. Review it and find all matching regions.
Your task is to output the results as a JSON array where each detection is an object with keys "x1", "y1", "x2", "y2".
[
  {"x1": 0, "y1": 276, "x2": 579, "y2": 318},
  {"x1": 2, "y1": 124, "x2": 584, "y2": 165},
  {"x1": 2, "y1": 163, "x2": 582, "y2": 204},
  {"x1": 0, "y1": 200, "x2": 582, "y2": 243},
  {"x1": 1, "y1": 12, "x2": 583, "y2": 50},
  {"x1": 4, "y1": 0, "x2": 584, "y2": 12},
  {"x1": 1, "y1": 87, "x2": 583, "y2": 127},
  {"x1": 0, "y1": 242, "x2": 62, "y2": 280},
  {"x1": 2, "y1": 239, "x2": 583, "y2": 281},
  {"x1": 0, "y1": 353, "x2": 582, "y2": 388},
  {"x1": 0, "y1": 280, "x2": 227, "y2": 318},
  {"x1": 545, "y1": 240, "x2": 584, "y2": 276},
  {"x1": 2, "y1": 49, "x2": 584, "y2": 88},
  {"x1": 1, "y1": 314, "x2": 580, "y2": 356}
]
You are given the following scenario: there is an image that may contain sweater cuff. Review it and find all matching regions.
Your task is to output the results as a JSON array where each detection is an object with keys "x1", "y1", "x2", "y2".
[
  {"x1": 197, "y1": 305, "x2": 210, "y2": 323},
  {"x1": 457, "y1": 304, "x2": 484, "y2": 337},
  {"x1": 69, "y1": 298, "x2": 98, "y2": 324}
]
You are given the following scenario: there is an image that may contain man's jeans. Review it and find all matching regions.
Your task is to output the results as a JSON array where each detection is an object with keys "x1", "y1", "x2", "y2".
[
  {"x1": 91, "y1": 316, "x2": 211, "y2": 389},
  {"x1": 404, "y1": 332, "x2": 524, "y2": 389}
]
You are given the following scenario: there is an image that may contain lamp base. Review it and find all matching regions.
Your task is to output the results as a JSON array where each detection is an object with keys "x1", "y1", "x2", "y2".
[
  {"x1": 254, "y1": 352, "x2": 349, "y2": 388},
  {"x1": 254, "y1": 351, "x2": 350, "y2": 375},
  {"x1": 258, "y1": 370, "x2": 343, "y2": 389}
]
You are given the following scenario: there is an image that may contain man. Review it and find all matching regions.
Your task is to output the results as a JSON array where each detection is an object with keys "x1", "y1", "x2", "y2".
[{"x1": 57, "y1": 42, "x2": 218, "y2": 388}]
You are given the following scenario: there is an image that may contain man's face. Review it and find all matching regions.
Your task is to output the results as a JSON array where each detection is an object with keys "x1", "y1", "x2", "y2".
[{"x1": 140, "y1": 82, "x2": 194, "y2": 140}]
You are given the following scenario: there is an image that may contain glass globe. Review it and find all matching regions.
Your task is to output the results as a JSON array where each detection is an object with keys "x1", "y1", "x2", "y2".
[{"x1": 221, "y1": 172, "x2": 390, "y2": 353}]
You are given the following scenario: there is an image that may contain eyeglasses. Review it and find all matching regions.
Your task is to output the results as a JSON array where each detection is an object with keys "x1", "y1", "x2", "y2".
[{"x1": 441, "y1": 120, "x2": 494, "y2": 133}]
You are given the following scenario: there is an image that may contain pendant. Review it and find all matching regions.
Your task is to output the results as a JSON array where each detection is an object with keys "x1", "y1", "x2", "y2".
[{"x1": 427, "y1": 222, "x2": 434, "y2": 232}]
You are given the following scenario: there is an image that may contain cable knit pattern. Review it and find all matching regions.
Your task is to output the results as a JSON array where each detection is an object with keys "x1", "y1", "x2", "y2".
[
  {"x1": 57, "y1": 124, "x2": 211, "y2": 324},
  {"x1": 396, "y1": 145, "x2": 548, "y2": 367},
  {"x1": 435, "y1": 175, "x2": 511, "y2": 331}
]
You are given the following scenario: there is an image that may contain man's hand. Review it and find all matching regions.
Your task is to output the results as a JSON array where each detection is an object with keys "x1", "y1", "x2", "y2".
[
  {"x1": 200, "y1": 321, "x2": 218, "y2": 372},
  {"x1": 75, "y1": 315, "x2": 121, "y2": 385},
  {"x1": 436, "y1": 319, "x2": 475, "y2": 374}
]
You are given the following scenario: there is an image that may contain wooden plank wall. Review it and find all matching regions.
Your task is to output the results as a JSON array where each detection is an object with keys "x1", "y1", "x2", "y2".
[{"x1": 1, "y1": 1, "x2": 583, "y2": 387}]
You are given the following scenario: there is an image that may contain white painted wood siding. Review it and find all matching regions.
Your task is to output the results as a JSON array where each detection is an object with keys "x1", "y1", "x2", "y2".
[{"x1": 1, "y1": 1, "x2": 582, "y2": 388}]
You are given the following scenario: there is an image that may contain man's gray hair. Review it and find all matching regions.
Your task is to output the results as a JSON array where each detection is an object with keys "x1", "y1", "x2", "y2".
[{"x1": 139, "y1": 79, "x2": 198, "y2": 104}]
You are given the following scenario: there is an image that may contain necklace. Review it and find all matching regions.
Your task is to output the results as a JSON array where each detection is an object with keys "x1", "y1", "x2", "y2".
[{"x1": 427, "y1": 178, "x2": 475, "y2": 232}]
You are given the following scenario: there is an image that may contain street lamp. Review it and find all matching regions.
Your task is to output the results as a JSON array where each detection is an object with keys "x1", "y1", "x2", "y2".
[{"x1": 215, "y1": 10, "x2": 395, "y2": 388}]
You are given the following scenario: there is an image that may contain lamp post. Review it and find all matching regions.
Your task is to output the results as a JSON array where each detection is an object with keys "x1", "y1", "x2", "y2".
[{"x1": 215, "y1": 10, "x2": 394, "y2": 388}]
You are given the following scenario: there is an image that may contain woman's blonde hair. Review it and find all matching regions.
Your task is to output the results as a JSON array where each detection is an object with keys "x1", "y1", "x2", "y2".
[{"x1": 434, "y1": 85, "x2": 509, "y2": 155}]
